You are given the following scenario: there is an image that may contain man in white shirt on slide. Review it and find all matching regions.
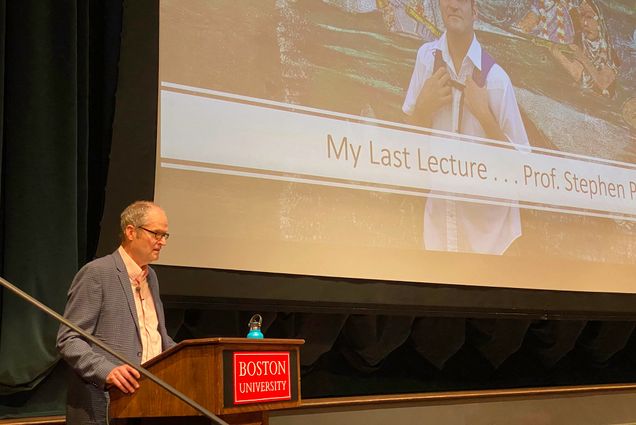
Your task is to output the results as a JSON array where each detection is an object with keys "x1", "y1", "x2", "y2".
[{"x1": 402, "y1": 0, "x2": 530, "y2": 255}]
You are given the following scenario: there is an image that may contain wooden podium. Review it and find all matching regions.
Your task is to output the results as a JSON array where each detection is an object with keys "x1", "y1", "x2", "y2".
[{"x1": 109, "y1": 338, "x2": 304, "y2": 425}]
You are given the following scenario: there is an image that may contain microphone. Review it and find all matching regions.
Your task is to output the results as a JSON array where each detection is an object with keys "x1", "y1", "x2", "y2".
[{"x1": 135, "y1": 285, "x2": 144, "y2": 301}]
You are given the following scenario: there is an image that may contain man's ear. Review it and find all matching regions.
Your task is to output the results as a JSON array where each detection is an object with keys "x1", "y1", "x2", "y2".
[{"x1": 124, "y1": 225, "x2": 136, "y2": 241}]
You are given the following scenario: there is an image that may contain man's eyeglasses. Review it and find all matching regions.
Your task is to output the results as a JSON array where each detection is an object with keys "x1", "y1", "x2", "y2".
[{"x1": 138, "y1": 226, "x2": 170, "y2": 241}]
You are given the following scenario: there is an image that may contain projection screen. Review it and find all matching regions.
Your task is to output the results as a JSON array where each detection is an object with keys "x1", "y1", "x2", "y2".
[{"x1": 155, "y1": 0, "x2": 636, "y2": 293}]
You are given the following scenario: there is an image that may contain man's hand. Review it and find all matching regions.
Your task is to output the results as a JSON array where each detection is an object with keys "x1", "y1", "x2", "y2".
[
  {"x1": 549, "y1": 42, "x2": 565, "y2": 59},
  {"x1": 413, "y1": 67, "x2": 452, "y2": 125},
  {"x1": 106, "y1": 364, "x2": 141, "y2": 394},
  {"x1": 464, "y1": 76, "x2": 507, "y2": 142},
  {"x1": 464, "y1": 77, "x2": 491, "y2": 124},
  {"x1": 569, "y1": 44, "x2": 586, "y2": 62}
]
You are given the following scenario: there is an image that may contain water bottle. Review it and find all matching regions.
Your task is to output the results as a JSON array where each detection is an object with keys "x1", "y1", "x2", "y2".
[{"x1": 246, "y1": 314, "x2": 264, "y2": 339}]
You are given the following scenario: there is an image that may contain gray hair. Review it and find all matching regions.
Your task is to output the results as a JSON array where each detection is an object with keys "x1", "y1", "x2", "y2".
[{"x1": 120, "y1": 200, "x2": 157, "y2": 241}]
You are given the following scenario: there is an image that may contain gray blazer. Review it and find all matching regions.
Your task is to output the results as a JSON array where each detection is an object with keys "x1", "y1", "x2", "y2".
[{"x1": 57, "y1": 250, "x2": 176, "y2": 425}]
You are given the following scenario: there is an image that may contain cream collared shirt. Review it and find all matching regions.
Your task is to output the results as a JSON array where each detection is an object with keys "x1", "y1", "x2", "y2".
[{"x1": 118, "y1": 246, "x2": 162, "y2": 363}]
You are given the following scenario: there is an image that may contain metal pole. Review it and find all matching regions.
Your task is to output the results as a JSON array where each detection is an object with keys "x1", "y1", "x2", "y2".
[{"x1": 0, "y1": 275, "x2": 229, "y2": 425}]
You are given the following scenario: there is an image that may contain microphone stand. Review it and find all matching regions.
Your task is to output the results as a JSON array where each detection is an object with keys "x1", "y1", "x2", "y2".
[{"x1": 0, "y1": 275, "x2": 229, "y2": 425}]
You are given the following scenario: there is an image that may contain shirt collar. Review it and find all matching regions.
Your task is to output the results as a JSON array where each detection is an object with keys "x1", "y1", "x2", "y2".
[
  {"x1": 438, "y1": 32, "x2": 482, "y2": 72},
  {"x1": 118, "y1": 245, "x2": 146, "y2": 280}
]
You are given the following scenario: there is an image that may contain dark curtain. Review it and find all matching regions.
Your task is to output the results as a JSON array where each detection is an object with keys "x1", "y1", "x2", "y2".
[
  {"x1": 171, "y1": 309, "x2": 636, "y2": 398},
  {"x1": 2, "y1": 0, "x2": 636, "y2": 420},
  {"x1": 0, "y1": 0, "x2": 121, "y2": 416}
]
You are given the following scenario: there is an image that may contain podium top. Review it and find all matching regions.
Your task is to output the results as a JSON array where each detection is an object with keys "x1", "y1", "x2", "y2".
[{"x1": 144, "y1": 337, "x2": 305, "y2": 367}]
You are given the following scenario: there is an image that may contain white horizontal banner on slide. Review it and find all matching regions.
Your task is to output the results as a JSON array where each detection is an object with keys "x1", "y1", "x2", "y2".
[{"x1": 160, "y1": 83, "x2": 636, "y2": 221}]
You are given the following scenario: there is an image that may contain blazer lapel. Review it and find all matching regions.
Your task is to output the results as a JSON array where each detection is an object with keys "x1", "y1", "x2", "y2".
[
  {"x1": 147, "y1": 270, "x2": 161, "y2": 316},
  {"x1": 113, "y1": 250, "x2": 141, "y2": 342},
  {"x1": 147, "y1": 269, "x2": 165, "y2": 326}
]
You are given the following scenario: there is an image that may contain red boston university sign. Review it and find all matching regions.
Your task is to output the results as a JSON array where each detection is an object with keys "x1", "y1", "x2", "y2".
[{"x1": 233, "y1": 351, "x2": 292, "y2": 404}]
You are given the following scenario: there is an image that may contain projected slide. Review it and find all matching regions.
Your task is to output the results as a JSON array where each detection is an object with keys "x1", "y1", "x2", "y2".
[{"x1": 156, "y1": 0, "x2": 636, "y2": 293}]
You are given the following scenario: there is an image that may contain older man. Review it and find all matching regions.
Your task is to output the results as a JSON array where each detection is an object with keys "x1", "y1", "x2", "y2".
[
  {"x1": 57, "y1": 201, "x2": 176, "y2": 425},
  {"x1": 403, "y1": 0, "x2": 530, "y2": 254}
]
